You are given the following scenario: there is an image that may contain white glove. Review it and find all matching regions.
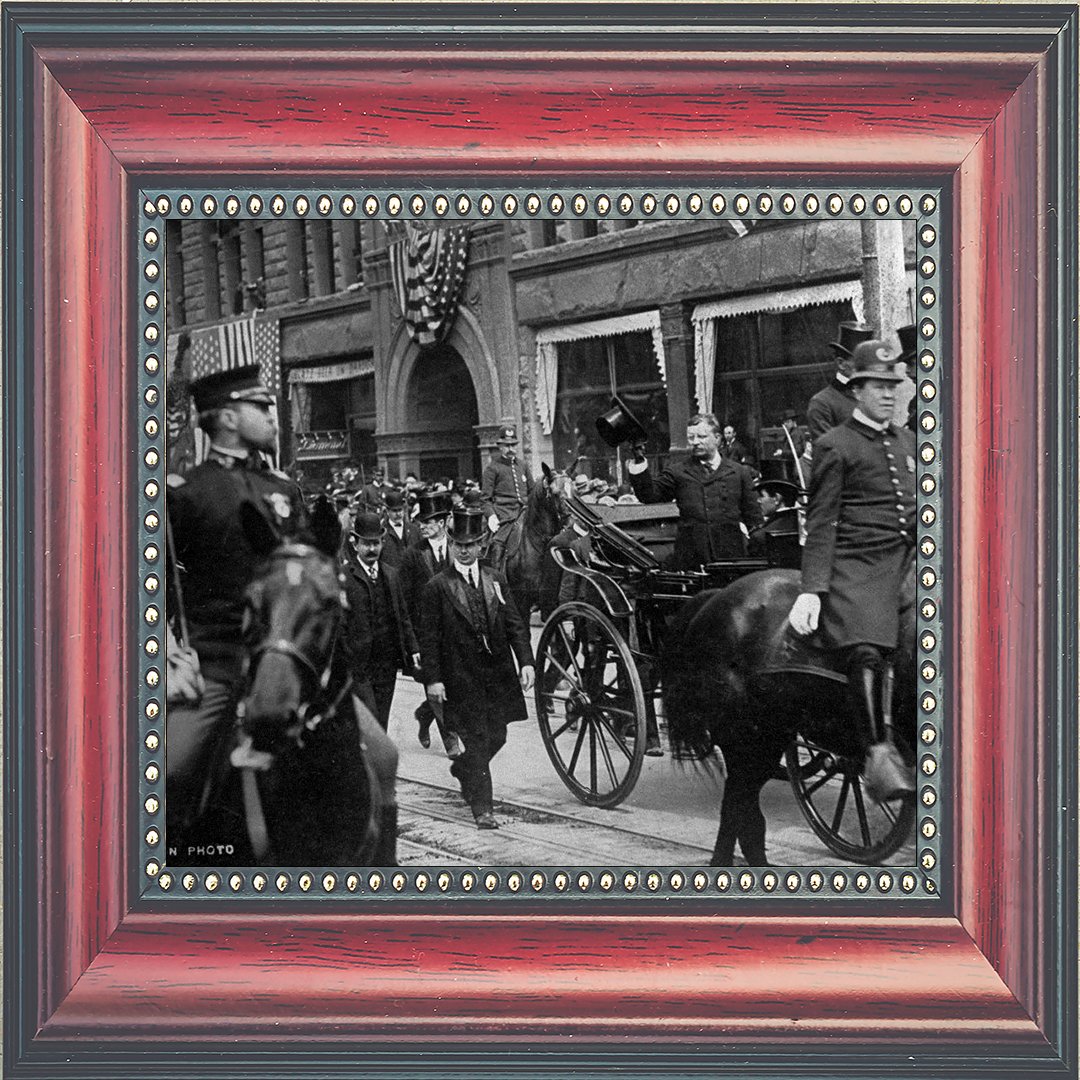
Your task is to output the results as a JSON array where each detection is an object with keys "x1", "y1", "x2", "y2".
[
  {"x1": 788, "y1": 592, "x2": 821, "y2": 636},
  {"x1": 487, "y1": 514, "x2": 499, "y2": 534}
]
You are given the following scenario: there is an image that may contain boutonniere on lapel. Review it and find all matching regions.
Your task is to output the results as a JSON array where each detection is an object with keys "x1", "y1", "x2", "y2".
[{"x1": 492, "y1": 580, "x2": 506, "y2": 605}]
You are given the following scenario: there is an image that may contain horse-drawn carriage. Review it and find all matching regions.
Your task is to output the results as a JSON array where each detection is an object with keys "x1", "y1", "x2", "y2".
[{"x1": 533, "y1": 495, "x2": 916, "y2": 866}]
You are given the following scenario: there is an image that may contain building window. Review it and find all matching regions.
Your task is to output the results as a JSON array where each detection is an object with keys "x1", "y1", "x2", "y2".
[
  {"x1": 285, "y1": 221, "x2": 309, "y2": 301},
  {"x1": 218, "y1": 221, "x2": 244, "y2": 315},
  {"x1": 309, "y1": 221, "x2": 336, "y2": 296},
  {"x1": 240, "y1": 223, "x2": 266, "y2": 309},
  {"x1": 551, "y1": 332, "x2": 669, "y2": 482},
  {"x1": 711, "y1": 299, "x2": 856, "y2": 460},
  {"x1": 336, "y1": 220, "x2": 363, "y2": 288},
  {"x1": 199, "y1": 223, "x2": 222, "y2": 320}
]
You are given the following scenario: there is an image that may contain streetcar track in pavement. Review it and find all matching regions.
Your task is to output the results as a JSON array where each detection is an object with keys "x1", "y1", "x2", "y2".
[{"x1": 395, "y1": 776, "x2": 713, "y2": 865}]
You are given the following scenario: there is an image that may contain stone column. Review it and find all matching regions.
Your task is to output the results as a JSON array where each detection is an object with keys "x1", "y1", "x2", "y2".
[
  {"x1": 658, "y1": 302, "x2": 695, "y2": 451},
  {"x1": 860, "y1": 219, "x2": 909, "y2": 348}
]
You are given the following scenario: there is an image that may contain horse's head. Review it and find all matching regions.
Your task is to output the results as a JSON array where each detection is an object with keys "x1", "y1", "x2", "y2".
[
  {"x1": 239, "y1": 496, "x2": 346, "y2": 751},
  {"x1": 527, "y1": 463, "x2": 570, "y2": 540}
]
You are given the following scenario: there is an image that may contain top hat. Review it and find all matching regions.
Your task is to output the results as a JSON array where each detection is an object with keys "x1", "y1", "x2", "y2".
[
  {"x1": 415, "y1": 489, "x2": 453, "y2": 521},
  {"x1": 350, "y1": 510, "x2": 386, "y2": 543},
  {"x1": 495, "y1": 425, "x2": 519, "y2": 445},
  {"x1": 757, "y1": 457, "x2": 796, "y2": 485},
  {"x1": 829, "y1": 322, "x2": 876, "y2": 358},
  {"x1": 595, "y1": 395, "x2": 648, "y2": 448},
  {"x1": 754, "y1": 477, "x2": 803, "y2": 503},
  {"x1": 782, "y1": 408, "x2": 799, "y2": 422},
  {"x1": 848, "y1": 340, "x2": 905, "y2": 384},
  {"x1": 190, "y1": 363, "x2": 275, "y2": 413},
  {"x1": 447, "y1": 508, "x2": 487, "y2": 544},
  {"x1": 896, "y1": 324, "x2": 918, "y2": 363}
]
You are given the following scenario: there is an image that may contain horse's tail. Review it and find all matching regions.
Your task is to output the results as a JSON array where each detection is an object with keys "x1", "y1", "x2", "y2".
[{"x1": 661, "y1": 591, "x2": 726, "y2": 762}]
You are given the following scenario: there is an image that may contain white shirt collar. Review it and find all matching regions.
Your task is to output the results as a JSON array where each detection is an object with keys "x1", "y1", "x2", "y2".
[
  {"x1": 453, "y1": 560, "x2": 479, "y2": 586},
  {"x1": 208, "y1": 443, "x2": 249, "y2": 463},
  {"x1": 852, "y1": 407, "x2": 891, "y2": 433}
]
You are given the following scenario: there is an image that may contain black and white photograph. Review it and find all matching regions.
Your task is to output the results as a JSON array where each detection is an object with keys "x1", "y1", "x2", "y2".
[{"x1": 162, "y1": 200, "x2": 923, "y2": 872}]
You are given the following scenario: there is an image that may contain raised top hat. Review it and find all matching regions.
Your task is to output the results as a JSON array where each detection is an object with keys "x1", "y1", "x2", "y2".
[
  {"x1": 382, "y1": 487, "x2": 406, "y2": 511},
  {"x1": 848, "y1": 340, "x2": 905, "y2": 384},
  {"x1": 495, "y1": 424, "x2": 518, "y2": 444},
  {"x1": 896, "y1": 324, "x2": 918, "y2": 363},
  {"x1": 190, "y1": 363, "x2": 274, "y2": 412},
  {"x1": 595, "y1": 395, "x2": 648, "y2": 448},
  {"x1": 447, "y1": 508, "x2": 487, "y2": 544},
  {"x1": 415, "y1": 488, "x2": 453, "y2": 521},
  {"x1": 829, "y1": 321, "x2": 876, "y2": 358},
  {"x1": 350, "y1": 510, "x2": 386, "y2": 543}
]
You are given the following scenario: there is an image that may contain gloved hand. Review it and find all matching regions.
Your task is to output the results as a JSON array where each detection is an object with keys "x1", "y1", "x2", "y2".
[
  {"x1": 788, "y1": 592, "x2": 821, "y2": 636},
  {"x1": 487, "y1": 514, "x2": 500, "y2": 534}
]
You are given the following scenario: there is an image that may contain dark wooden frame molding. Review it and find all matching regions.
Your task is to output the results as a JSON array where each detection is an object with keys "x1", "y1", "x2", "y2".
[{"x1": 3, "y1": 5, "x2": 1076, "y2": 1077}]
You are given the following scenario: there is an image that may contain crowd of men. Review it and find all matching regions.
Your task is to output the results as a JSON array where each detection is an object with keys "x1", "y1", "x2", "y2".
[{"x1": 164, "y1": 317, "x2": 918, "y2": 865}]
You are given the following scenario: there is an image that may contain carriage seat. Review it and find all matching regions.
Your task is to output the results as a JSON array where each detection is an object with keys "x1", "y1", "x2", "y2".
[{"x1": 758, "y1": 621, "x2": 849, "y2": 685}]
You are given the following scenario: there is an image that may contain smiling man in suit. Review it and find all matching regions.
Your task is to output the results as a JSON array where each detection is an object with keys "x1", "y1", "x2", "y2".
[{"x1": 418, "y1": 507, "x2": 535, "y2": 830}]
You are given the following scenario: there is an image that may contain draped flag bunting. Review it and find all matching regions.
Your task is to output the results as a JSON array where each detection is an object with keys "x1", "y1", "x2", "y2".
[{"x1": 388, "y1": 223, "x2": 471, "y2": 346}]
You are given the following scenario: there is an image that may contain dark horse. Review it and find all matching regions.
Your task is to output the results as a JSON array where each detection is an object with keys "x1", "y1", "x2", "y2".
[
  {"x1": 498, "y1": 464, "x2": 569, "y2": 621},
  {"x1": 208, "y1": 496, "x2": 390, "y2": 866},
  {"x1": 662, "y1": 564, "x2": 916, "y2": 866}
]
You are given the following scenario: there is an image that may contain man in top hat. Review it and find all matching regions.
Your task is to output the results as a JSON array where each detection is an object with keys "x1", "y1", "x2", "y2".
[
  {"x1": 481, "y1": 424, "x2": 534, "y2": 572},
  {"x1": 747, "y1": 477, "x2": 802, "y2": 567},
  {"x1": 806, "y1": 321, "x2": 876, "y2": 440},
  {"x1": 399, "y1": 489, "x2": 460, "y2": 756},
  {"x1": 379, "y1": 486, "x2": 420, "y2": 571},
  {"x1": 419, "y1": 507, "x2": 535, "y2": 829},
  {"x1": 165, "y1": 363, "x2": 308, "y2": 861},
  {"x1": 341, "y1": 510, "x2": 420, "y2": 733},
  {"x1": 628, "y1": 413, "x2": 764, "y2": 569},
  {"x1": 787, "y1": 340, "x2": 917, "y2": 804},
  {"x1": 894, "y1": 324, "x2": 919, "y2": 431}
]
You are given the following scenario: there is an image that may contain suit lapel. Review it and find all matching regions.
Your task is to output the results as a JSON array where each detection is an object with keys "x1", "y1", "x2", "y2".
[
  {"x1": 480, "y1": 570, "x2": 501, "y2": 624},
  {"x1": 444, "y1": 571, "x2": 474, "y2": 624}
]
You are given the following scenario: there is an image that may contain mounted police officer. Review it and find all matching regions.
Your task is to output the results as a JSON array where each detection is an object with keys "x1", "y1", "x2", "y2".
[
  {"x1": 165, "y1": 364, "x2": 307, "y2": 862},
  {"x1": 627, "y1": 412, "x2": 763, "y2": 569},
  {"x1": 806, "y1": 321, "x2": 876, "y2": 440},
  {"x1": 481, "y1": 424, "x2": 533, "y2": 573},
  {"x1": 788, "y1": 340, "x2": 917, "y2": 803}
]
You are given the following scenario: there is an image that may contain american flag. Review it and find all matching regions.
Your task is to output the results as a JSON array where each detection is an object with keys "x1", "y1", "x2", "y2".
[{"x1": 388, "y1": 223, "x2": 471, "y2": 346}]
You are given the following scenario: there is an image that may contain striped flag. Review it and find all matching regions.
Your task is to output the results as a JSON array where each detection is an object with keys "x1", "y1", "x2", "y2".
[{"x1": 388, "y1": 223, "x2": 471, "y2": 346}]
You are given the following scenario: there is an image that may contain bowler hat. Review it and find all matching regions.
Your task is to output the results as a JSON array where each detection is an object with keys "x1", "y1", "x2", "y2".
[
  {"x1": 415, "y1": 489, "x2": 453, "y2": 521},
  {"x1": 383, "y1": 487, "x2": 405, "y2": 511},
  {"x1": 350, "y1": 510, "x2": 386, "y2": 542},
  {"x1": 495, "y1": 425, "x2": 519, "y2": 445},
  {"x1": 896, "y1": 324, "x2": 918, "y2": 363},
  {"x1": 447, "y1": 509, "x2": 487, "y2": 544},
  {"x1": 595, "y1": 395, "x2": 648, "y2": 448},
  {"x1": 848, "y1": 340, "x2": 905, "y2": 384},
  {"x1": 190, "y1": 363, "x2": 274, "y2": 412},
  {"x1": 829, "y1": 322, "x2": 876, "y2": 358}
]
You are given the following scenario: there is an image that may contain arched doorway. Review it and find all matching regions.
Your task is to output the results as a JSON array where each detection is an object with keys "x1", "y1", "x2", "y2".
[{"x1": 405, "y1": 342, "x2": 481, "y2": 483}]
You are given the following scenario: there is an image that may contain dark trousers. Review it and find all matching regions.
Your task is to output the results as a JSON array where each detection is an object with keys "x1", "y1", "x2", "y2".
[
  {"x1": 368, "y1": 661, "x2": 399, "y2": 731},
  {"x1": 451, "y1": 718, "x2": 508, "y2": 817}
]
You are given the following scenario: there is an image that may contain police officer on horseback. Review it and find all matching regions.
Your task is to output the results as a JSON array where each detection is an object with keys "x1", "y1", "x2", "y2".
[
  {"x1": 481, "y1": 424, "x2": 533, "y2": 572},
  {"x1": 788, "y1": 340, "x2": 917, "y2": 804}
]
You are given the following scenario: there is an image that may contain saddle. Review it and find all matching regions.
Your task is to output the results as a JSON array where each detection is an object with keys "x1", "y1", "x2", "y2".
[{"x1": 759, "y1": 621, "x2": 848, "y2": 685}]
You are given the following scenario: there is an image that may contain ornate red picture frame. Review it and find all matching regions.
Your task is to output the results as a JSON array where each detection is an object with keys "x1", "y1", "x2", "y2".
[{"x1": 3, "y1": 5, "x2": 1075, "y2": 1076}]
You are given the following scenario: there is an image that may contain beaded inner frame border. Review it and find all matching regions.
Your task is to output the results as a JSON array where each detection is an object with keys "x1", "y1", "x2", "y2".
[{"x1": 138, "y1": 186, "x2": 943, "y2": 902}]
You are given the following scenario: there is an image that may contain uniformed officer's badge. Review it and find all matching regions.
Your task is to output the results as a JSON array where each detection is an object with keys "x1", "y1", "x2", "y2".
[
  {"x1": 265, "y1": 492, "x2": 292, "y2": 521},
  {"x1": 906, "y1": 455, "x2": 916, "y2": 473}
]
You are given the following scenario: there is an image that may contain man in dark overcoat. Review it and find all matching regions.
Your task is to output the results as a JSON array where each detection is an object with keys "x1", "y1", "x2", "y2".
[
  {"x1": 806, "y1": 321, "x2": 876, "y2": 440},
  {"x1": 379, "y1": 486, "x2": 421, "y2": 571},
  {"x1": 399, "y1": 489, "x2": 460, "y2": 756},
  {"x1": 788, "y1": 340, "x2": 917, "y2": 803},
  {"x1": 627, "y1": 413, "x2": 763, "y2": 569},
  {"x1": 419, "y1": 508, "x2": 535, "y2": 829},
  {"x1": 342, "y1": 510, "x2": 421, "y2": 732},
  {"x1": 481, "y1": 424, "x2": 533, "y2": 572}
]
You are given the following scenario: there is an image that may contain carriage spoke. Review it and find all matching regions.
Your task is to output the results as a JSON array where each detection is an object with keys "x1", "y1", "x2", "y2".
[
  {"x1": 830, "y1": 776, "x2": 852, "y2": 834},
  {"x1": 548, "y1": 713, "x2": 580, "y2": 740},
  {"x1": 851, "y1": 774, "x2": 873, "y2": 847},
  {"x1": 593, "y1": 711, "x2": 636, "y2": 761},
  {"x1": 594, "y1": 720, "x2": 621, "y2": 788},
  {"x1": 543, "y1": 650, "x2": 581, "y2": 693},
  {"x1": 803, "y1": 761, "x2": 843, "y2": 798},
  {"x1": 878, "y1": 799, "x2": 899, "y2": 825},
  {"x1": 565, "y1": 717, "x2": 590, "y2": 777},
  {"x1": 589, "y1": 720, "x2": 598, "y2": 792},
  {"x1": 589, "y1": 704, "x2": 638, "y2": 721},
  {"x1": 556, "y1": 623, "x2": 586, "y2": 684}
]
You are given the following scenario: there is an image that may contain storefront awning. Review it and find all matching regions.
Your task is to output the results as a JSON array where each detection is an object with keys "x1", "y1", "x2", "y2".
[{"x1": 534, "y1": 310, "x2": 666, "y2": 436}]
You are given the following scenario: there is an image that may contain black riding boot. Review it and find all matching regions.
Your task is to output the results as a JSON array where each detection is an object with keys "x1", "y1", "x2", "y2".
[
  {"x1": 373, "y1": 805, "x2": 399, "y2": 867},
  {"x1": 848, "y1": 650, "x2": 913, "y2": 804}
]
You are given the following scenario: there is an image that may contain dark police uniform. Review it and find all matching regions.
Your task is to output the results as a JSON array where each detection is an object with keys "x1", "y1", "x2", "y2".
[
  {"x1": 166, "y1": 446, "x2": 306, "y2": 860},
  {"x1": 481, "y1": 428, "x2": 533, "y2": 571},
  {"x1": 628, "y1": 455, "x2": 764, "y2": 568},
  {"x1": 800, "y1": 412, "x2": 916, "y2": 650}
]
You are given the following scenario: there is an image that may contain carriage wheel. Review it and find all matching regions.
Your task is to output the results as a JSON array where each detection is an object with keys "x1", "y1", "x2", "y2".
[
  {"x1": 785, "y1": 733, "x2": 915, "y2": 864},
  {"x1": 534, "y1": 601, "x2": 647, "y2": 807}
]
